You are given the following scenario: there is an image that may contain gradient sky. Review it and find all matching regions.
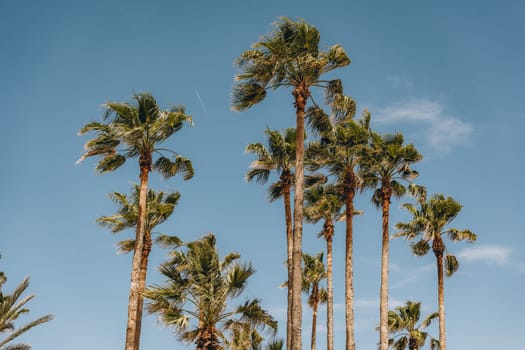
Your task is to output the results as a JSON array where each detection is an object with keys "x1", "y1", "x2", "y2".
[{"x1": 1, "y1": 1, "x2": 524, "y2": 349}]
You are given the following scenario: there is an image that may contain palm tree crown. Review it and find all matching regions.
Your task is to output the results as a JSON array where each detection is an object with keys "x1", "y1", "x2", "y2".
[
  {"x1": 361, "y1": 132, "x2": 422, "y2": 205},
  {"x1": 387, "y1": 301, "x2": 439, "y2": 350},
  {"x1": 144, "y1": 234, "x2": 277, "y2": 350},
  {"x1": 246, "y1": 128, "x2": 296, "y2": 202},
  {"x1": 395, "y1": 194, "x2": 477, "y2": 278},
  {"x1": 232, "y1": 17, "x2": 350, "y2": 112},
  {"x1": 77, "y1": 92, "x2": 194, "y2": 178},
  {"x1": 97, "y1": 185, "x2": 181, "y2": 253},
  {"x1": 0, "y1": 269, "x2": 53, "y2": 350}
]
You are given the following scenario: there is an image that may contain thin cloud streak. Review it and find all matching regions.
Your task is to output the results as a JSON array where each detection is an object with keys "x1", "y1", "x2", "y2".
[
  {"x1": 195, "y1": 90, "x2": 207, "y2": 114},
  {"x1": 374, "y1": 98, "x2": 472, "y2": 151}
]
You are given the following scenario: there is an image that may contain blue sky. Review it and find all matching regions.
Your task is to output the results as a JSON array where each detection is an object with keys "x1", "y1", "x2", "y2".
[{"x1": 1, "y1": 0, "x2": 524, "y2": 349}]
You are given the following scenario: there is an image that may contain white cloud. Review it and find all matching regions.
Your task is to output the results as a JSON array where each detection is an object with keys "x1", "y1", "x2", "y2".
[
  {"x1": 457, "y1": 244, "x2": 512, "y2": 265},
  {"x1": 457, "y1": 244, "x2": 525, "y2": 273},
  {"x1": 374, "y1": 98, "x2": 472, "y2": 151}
]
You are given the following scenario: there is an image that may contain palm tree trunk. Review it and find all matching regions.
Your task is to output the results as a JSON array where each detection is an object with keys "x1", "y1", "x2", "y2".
[
  {"x1": 311, "y1": 296, "x2": 319, "y2": 350},
  {"x1": 196, "y1": 326, "x2": 220, "y2": 350},
  {"x1": 325, "y1": 223, "x2": 334, "y2": 350},
  {"x1": 283, "y1": 181, "x2": 293, "y2": 350},
  {"x1": 344, "y1": 175, "x2": 356, "y2": 350},
  {"x1": 133, "y1": 230, "x2": 152, "y2": 346},
  {"x1": 379, "y1": 190, "x2": 391, "y2": 350},
  {"x1": 291, "y1": 85, "x2": 308, "y2": 350},
  {"x1": 409, "y1": 336, "x2": 419, "y2": 350},
  {"x1": 125, "y1": 154, "x2": 150, "y2": 350},
  {"x1": 434, "y1": 239, "x2": 446, "y2": 350}
]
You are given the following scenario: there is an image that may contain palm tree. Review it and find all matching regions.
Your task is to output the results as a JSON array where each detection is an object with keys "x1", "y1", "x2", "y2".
[
  {"x1": 395, "y1": 194, "x2": 476, "y2": 350},
  {"x1": 307, "y1": 94, "x2": 369, "y2": 350},
  {"x1": 0, "y1": 269, "x2": 53, "y2": 350},
  {"x1": 360, "y1": 132, "x2": 423, "y2": 350},
  {"x1": 77, "y1": 92, "x2": 194, "y2": 350},
  {"x1": 97, "y1": 184, "x2": 181, "y2": 345},
  {"x1": 304, "y1": 184, "x2": 343, "y2": 350},
  {"x1": 232, "y1": 18, "x2": 350, "y2": 350},
  {"x1": 246, "y1": 127, "x2": 296, "y2": 347},
  {"x1": 302, "y1": 252, "x2": 328, "y2": 350},
  {"x1": 144, "y1": 234, "x2": 277, "y2": 350},
  {"x1": 387, "y1": 301, "x2": 439, "y2": 350}
]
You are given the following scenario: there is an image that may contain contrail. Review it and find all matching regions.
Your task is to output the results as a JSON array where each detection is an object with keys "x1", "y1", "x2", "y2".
[{"x1": 195, "y1": 90, "x2": 207, "y2": 114}]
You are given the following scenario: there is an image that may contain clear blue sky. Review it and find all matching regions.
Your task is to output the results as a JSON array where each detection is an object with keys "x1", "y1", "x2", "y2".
[{"x1": 1, "y1": 1, "x2": 524, "y2": 349}]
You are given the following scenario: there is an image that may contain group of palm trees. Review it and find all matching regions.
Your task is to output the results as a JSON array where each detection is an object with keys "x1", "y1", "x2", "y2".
[
  {"x1": 234, "y1": 17, "x2": 476, "y2": 350},
  {"x1": 76, "y1": 91, "x2": 285, "y2": 350},
  {"x1": 0, "y1": 15, "x2": 478, "y2": 350}
]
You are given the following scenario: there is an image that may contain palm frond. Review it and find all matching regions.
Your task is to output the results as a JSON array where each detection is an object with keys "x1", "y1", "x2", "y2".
[
  {"x1": 444, "y1": 254, "x2": 459, "y2": 277},
  {"x1": 116, "y1": 239, "x2": 135, "y2": 254},
  {"x1": 154, "y1": 234, "x2": 184, "y2": 248},
  {"x1": 411, "y1": 240, "x2": 431, "y2": 256},
  {"x1": 232, "y1": 83, "x2": 267, "y2": 111},
  {"x1": 153, "y1": 155, "x2": 194, "y2": 180},
  {"x1": 95, "y1": 154, "x2": 126, "y2": 173}
]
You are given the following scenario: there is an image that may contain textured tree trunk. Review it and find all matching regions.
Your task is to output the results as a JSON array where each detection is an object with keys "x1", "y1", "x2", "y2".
[
  {"x1": 311, "y1": 292, "x2": 319, "y2": 350},
  {"x1": 325, "y1": 220, "x2": 334, "y2": 350},
  {"x1": 409, "y1": 336, "x2": 419, "y2": 350},
  {"x1": 379, "y1": 186, "x2": 392, "y2": 350},
  {"x1": 434, "y1": 238, "x2": 446, "y2": 350},
  {"x1": 344, "y1": 173, "x2": 356, "y2": 350},
  {"x1": 283, "y1": 179, "x2": 293, "y2": 350},
  {"x1": 124, "y1": 154, "x2": 150, "y2": 350},
  {"x1": 196, "y1": 326, "x2": 220, "y2": 350},
  {"x1": 290, "y1": 85, "x2": 308, "y2": 350},
  {"x1": 133, "y1": 229, "x2": 152, "y2": 346}
]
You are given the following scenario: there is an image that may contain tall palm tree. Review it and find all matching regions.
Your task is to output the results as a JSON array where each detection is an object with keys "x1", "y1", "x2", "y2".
[
  {"x1": 232, "y1": 18, "x2": 350, "y2": 350},
  {"x1": 304, "y1": 184, "x2": 343, "y2": 350},
  {"x1": 307, "y1": 94, "x2": 369, "y2": 350},
  {"x1": 0, "y1": 269, "x2": 53, "y2": 350},
  {"x1": 246, "y1": 127, "x2": 296, "y2": 347},
  {"x1": 395, "y1": 194, "x2": 476, "y2": 350},
  {"x1": 97, "y1": 184, "x2": 181, "y2": 345},
  {"x1": 360, "y1": 132, "x2": 422, "y2": 350},
  {"x1": 144, "y1": 234, "x2": 277, "y2": 350},
  {"x1": 387, "y1": 301, "x2": 439, "y2": 350},
  {"x1": 77, "y1": 92, "x2": 194, "y2": 350},
  {"x1": 302, "y1": 252, "x2": 328, "y2": 350}
]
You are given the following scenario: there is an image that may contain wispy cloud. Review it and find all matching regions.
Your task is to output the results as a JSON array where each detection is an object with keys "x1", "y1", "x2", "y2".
[
  {"x1": 374, "y1": 98, "x2": 472, "y2": 151},
  {"x1": 457, "y1": 244, "x2": 511, "y2": 265},
  {"x1": 458, "y1": 244, "x2": 525, "y2": 272}
]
